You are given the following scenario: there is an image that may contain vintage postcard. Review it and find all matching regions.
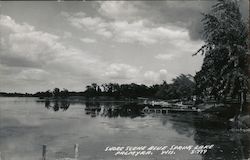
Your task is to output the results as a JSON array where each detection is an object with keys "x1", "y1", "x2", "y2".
[{"x1": 0, "y1": 0, "x2": 249, "y2": 160}]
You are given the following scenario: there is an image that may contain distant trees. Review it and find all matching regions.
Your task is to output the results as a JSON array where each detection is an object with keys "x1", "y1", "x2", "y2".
[
  {"x1": 33, "y1": 88, "x2": 69, "y2": 98},
  {"x1": 84, "y1": 74, "x2": 195, "y2": 100},
  {"x1": 33, "y1": 90, "x2": 52, "y2": 97},
  {"x1": 0, "y1": 76, "x2": 196, "y2": 100},
  {"x1": 53, "y1": 88, "x2": 60, "y2": 98},
  {"x1": 84, "y1": 83, "x2": 152, "y2": 99},
  {"x1": 60, "y1": 89, "x2": 69, "y2": 98},
  {"x1": 0, "y1": 92, "x2": 33, "y2": 97},
  {"x1": 85, "y1": 84, "x2": 100, "y2": 97},
  {"x1": 194, "y1": 0, "x2": 248, "y2": 108}
]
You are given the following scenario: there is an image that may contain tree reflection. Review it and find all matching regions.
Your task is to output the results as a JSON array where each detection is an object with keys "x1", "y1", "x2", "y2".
[
  {"x1": 192, "y1": 104, "x2": 249, "y2": 159},
  {"x1": 44, "y1": 99, "x2": 70, "y2": 111},
  {"x1": 193, "y1": 125, "x2": 249, "y2": 160},
  {"x1": 165, "y1": 113, "x2": 197, "y2": 137},
  {"x1": 158, "y1": 104, "x2": 250, "y2": 160},
  {"x1": 85, "y1": 101, "x2": 101, "y2": 117},
  {"x1": 84, "y1": 102, "x2": 145, "y2": 118},
  {"x1": 42, "y1": 99, "x2": 250, "y2": 159}
]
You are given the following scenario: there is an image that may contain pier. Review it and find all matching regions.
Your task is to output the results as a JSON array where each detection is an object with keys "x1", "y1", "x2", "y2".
[{"x1": 142, "y1": 107, "x2": 200, "y2": 114}]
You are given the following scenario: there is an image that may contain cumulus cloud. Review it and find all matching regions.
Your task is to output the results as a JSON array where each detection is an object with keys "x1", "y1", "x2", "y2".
[
  {"x1": 98, "y1": 1, "x2": 139, "y2": 21},
  {"x1": 63, "y1": 11, "x2": 190, "y2": 44},
  {"x1": 97, "y1": 1, "x2": 248, "y2": 41},
  {"x1": 97, "y1": 1, "x2": 207, "y2": 40},
  {"x1": 111, "y1": 20, "x2": 189, "y2": 44},
  {"x1": 62, "y1": 31, "x2": 72, "y2": 39},
  {"x1": 0, "y1": 15, "x2": 98, "y2": 66},
  {"x1": 2, "y1": 0, "x2": 247, "y2": 92},
  {"x1": 102, "y1": 64, "x2": 174, "y2": 85},
  {"x1": 103, "y1": 63, "x2": 140, "y2": 80},
  {"x1": 155, "y1": 54, "x2": 175, "y2": 61},
  {"x1": 0, "y1": 15, "x2": 105, "y2": 92},
  {"x1": 62, "y1": 11, "x2": 112, "y2": 38},
  {"x1": 80, "y1": 38, "x2": 97, "y2": 43},
  {"x1": 0, "y1": 15, "x2": 61, "y2": 67},
  {"x1": 1, "y1": 14, "x2": 178, "y2": 92},
  {"x1": 0, "y1": 15, "x2": 35, "y2": 33},
  {"x1": 143, "y1": 69, "x2": 171, "y2": 84},
  {"x1": 15, "y1": 69, "x2": 50, "y2": 81}
]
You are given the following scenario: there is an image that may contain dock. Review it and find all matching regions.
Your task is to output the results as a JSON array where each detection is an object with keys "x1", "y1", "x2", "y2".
[{"x1": 142, "y1": 107, "x2": 201, "y2": 114}]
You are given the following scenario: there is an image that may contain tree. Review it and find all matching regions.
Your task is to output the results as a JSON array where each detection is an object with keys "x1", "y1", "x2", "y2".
[
  {"x1": 155, "y1": 81, "x2": 170, "y2": 99},
  {"x1": 172, "y1": 74, "x2": 195, "y2": 99},
  {"x1": 85, "y1": 84, "x2": 97, "y2": 97},
  {"x1": 194, "y1": 0, "x2": 248, "y2": 112},
  {"x1": 53, "y1": 88, "x2": 60, "y2": 98},
  {"x1": 156, "y1": 75, "x2": 195, "y2": 100},
  {"x1": 60, "y1": 88, "x2": 69, "y2": 98}
]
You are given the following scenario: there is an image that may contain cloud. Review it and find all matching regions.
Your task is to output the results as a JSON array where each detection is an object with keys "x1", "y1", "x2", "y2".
[
  {"x1": 0, "y1": 15, "x2": 61, "y2": 67},
  {"x1": 155, "y1": 54, "x2": 175, "y2": 61},
  {"x1": 64, "y1": 11, "x2": 190, "y2": 44},
  {"x1": 97, "y1": 1, "x2": 248, "y2": 41},
  {"x1": 62, "y1": 31, "x2": 72, "y2": 39},
  {"x1": 103, "y1": 64, "x2": 175, "y2": 85},
  {"x1": 111, "y1": 20, "x2": 189, "y2": 44},
  {"x1": 1, "y1": 14, "x2": 180, "y2": 91},
  {"x1": 15, "y1": 69, "x2": 50, "y2": 81},
  {"x1": 0, "y1": 15, "x2": 105, "y2": 92},
  {"x1": 0, "y1": 15, "x2": 35, "y2": 33},
  {"x1": 98, "y1": 1, "x2": 139, "y2": 21},
  {"x1": 62, "y1": 11, "x2": 112, "y2": 38},
  {"x1": 143, "y1": 69, "x2": 172, "y2": 84},
  {"x1": 80, "y1": 38, "x2": 97, "y2": 43},
  {"x1": 0, "y1": 15, "x2": 98, "y2": 67},
  {"x1": 3, "y1": 0, "x2": 247, "y2": 92},
  {"x1": 103, "y1": 63, "x2": 140, "y2": 80},
  {"x1": 71, "y1": 16, "x2": 103, "y2": 29},
  {"x1": 97, "y1": 1, "x2": 208, "y2": 40}
]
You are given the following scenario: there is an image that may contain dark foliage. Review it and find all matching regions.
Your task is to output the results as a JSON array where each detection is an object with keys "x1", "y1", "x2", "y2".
[
  {"x1": 194, "y1": 0, "x2": 248, "y2": 102},
  {"x1": 84, "y1": 74, "x2": 195, "y2": 100}
]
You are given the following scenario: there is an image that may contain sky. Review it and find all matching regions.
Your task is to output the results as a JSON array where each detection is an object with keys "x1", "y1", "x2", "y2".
[{"x1": 0, "y1": 0, "x2": 248, "y2": 93}]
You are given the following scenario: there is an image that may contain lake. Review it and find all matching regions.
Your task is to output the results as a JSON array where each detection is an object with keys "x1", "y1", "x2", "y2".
[{"x1": 0, "y1": 97, "x2": 249, "y2": 160}]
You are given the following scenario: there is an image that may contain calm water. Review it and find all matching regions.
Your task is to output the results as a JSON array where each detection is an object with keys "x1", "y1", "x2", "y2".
[{"x1": 0, "y1": 97, "x2": 249, "y2": 160}]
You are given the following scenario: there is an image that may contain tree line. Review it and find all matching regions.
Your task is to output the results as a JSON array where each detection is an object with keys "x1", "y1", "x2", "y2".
[
  {"x1": 0, "y1": 74, "x2": 195, "y2": 100},
  {"x1": 84, "y1": 74, "x2": 195, "y2": 100}
]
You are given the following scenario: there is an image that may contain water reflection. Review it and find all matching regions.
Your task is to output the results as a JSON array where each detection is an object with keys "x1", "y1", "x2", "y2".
[
  {"x1": 41, "y1": 100, "x2": 250, "y2": 160},
  {"x1": 193, "y1": 126, "x2": 250, "y2": 160},
  {"x1": 43, "y1": 100, "x2": 145, "y2": 118},
  {"x1": 44, "y1": 99, "x2": 70, "y2": 111},
  {"x1": 191, "y1": 104, "x2": 250, "y2": 160},
  {"x1": 85, "y1": 102, "x2": 145, "y2": 118}
]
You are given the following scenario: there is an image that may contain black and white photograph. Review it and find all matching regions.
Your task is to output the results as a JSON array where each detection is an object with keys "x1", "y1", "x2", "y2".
[{"x1": 0, "y1": 0, "x2": 249, "y2": 160}]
